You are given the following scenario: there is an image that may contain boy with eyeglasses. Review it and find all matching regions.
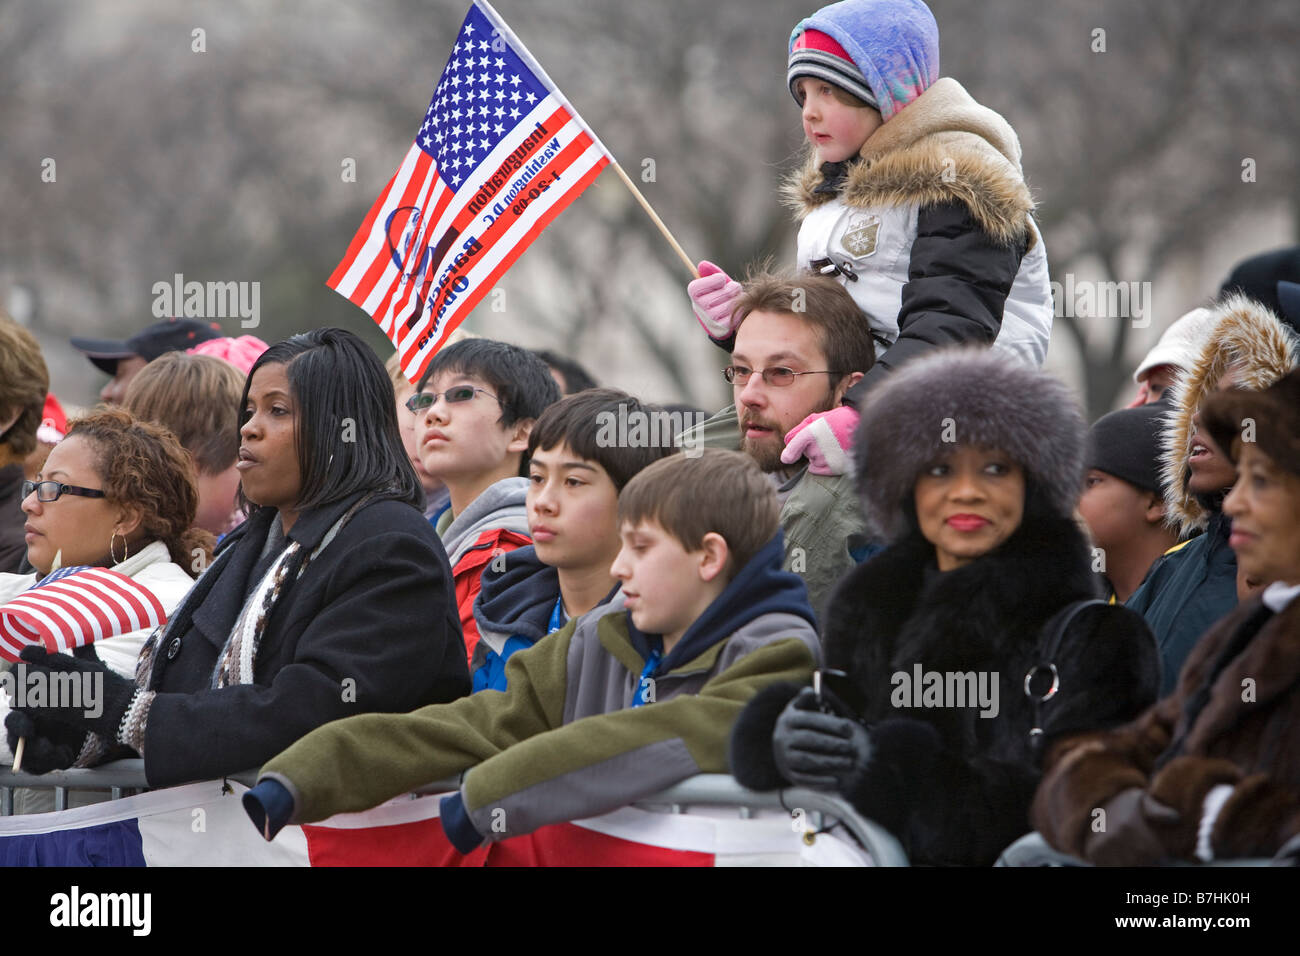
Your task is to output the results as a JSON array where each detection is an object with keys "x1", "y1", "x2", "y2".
[{"x1": 406, "y1": 339, "x2": 560, "y2": 667}]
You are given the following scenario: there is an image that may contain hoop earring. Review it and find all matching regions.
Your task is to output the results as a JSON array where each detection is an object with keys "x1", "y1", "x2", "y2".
[{"x1": 110, "y1": 532, "x2": 130, "y2": 565}]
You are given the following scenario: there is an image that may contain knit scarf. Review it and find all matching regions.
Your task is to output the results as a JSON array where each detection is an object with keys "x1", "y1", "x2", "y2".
[
  {"x1": 136, "y1": 494, "x2": 373, "y2": 691},
  {"x1": 812, "y1": 157, "x2": 861, "y2": 197}
]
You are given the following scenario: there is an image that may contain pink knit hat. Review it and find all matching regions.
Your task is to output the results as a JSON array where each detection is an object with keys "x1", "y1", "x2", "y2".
[{"x1": 188, "y1": 335, "x2": 270, "y2": 376}]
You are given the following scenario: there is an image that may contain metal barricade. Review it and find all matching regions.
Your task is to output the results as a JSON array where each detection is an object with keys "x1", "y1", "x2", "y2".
[
  {"x1": 995, "y1": 830, "x2": 1297, "y2": 868},
  {"x1": 1, "y1": 761, "x2": 908, "y2": 865},
  {"x1": 0, "y1": 760, "x2": 257, "y2": 815}
]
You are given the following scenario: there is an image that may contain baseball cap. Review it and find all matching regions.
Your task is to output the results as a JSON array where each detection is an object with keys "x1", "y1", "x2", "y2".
[{"x1": 71, "y1": 318, "x2": 223, "y2": 376}]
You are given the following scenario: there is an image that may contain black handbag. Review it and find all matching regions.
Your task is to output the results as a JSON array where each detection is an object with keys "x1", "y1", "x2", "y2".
[{"x1": 1023, "y1": 598, "x2": 1107, "y2": 751}]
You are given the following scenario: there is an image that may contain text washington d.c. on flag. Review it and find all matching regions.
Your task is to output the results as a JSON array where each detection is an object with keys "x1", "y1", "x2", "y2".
[{"x1": 327, "y1": 0, "x2": 613, "y2": 382}]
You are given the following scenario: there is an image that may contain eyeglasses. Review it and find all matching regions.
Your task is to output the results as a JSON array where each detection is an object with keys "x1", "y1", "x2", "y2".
[
  {"x1": 405, "y1": 386, "x2": 502, "y2": 413},
  {"x1": 21, "y1": 480, "x2": 106, "y2": 503},
  {"x1": 722, "y1": 365, "x2": 845, "y2": 387}
]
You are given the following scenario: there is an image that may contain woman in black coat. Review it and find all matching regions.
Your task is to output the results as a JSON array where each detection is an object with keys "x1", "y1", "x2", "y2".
[
  {"x1": 729, "y1": 349, "x2": 1161, "y2": 866},
  {"x1": 7, "y1": 329, "x2": 469, "y2": 788}
]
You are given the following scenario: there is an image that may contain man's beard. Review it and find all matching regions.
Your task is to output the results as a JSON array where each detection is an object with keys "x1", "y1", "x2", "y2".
[
  {"x1": 740, "y1": 427, "x2": 786, "y2": 472},
  {"x1": 738, "y1": 392, "x2": 838, "y2": 474}
]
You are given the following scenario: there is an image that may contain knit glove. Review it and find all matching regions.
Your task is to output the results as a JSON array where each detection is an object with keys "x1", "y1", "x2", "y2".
[
  {"x1": 4, "y1": 711, "x2": 90, "y2": 775},
  {"x1": 1082, "y1": 787, "x2": 1180, "y2": 866},
  {"x1": 688, "y1": 261, "x2": 744, "y2": 342},
  {"x1": 13, "y1": 645, "x2": 137, "y2": 740},
  {"x1": 781, "y1": 406, "x2": 860, "y2": 476},
  {"x1": 772, "y1": 687, "x2": 872, "y2": 792}
]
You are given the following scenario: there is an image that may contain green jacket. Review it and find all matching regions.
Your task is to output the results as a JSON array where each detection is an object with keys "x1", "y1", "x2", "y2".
[
  {"x1": 679, "y1": 403, "x2": 871, "y2": 621},
  {"x1": 258, "y1": 592, "x2": 820, "y2": 840}
]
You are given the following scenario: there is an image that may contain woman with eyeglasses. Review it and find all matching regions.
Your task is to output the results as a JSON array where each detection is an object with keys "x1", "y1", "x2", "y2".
[
  {"x1": 1, "y1": 409, "x2": 207, "y2": 802},
  {"x1": 6, "y1": 328, "x2": 470, "y2": 789}
]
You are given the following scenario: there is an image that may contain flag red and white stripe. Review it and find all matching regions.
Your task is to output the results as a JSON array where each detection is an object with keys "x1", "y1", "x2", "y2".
[
  {"x1": 327, "y1": 0, "x2": 613, "y2": 383},
  {"x1": 0, "y1": 567, "x2": 168, "y2": 662},
  {"x1": 0, "y1": 780, "x2": 872, "y2": 867}
]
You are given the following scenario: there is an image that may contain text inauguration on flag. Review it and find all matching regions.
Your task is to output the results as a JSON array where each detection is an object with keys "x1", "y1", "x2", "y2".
[{"x1": 328, "y1": 0, "x2": 613, "y2": 382}]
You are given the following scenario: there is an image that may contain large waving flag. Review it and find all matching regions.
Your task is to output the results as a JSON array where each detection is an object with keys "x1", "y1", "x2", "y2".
[
  {"x1": 0, "y1": 567, "x2": 168, "y2": 663},
  {"x1": 328, "y1": 0, "x2": 613, "y2": 382},
  {"x1": 0, "y1": 780, "x2": 871, "y2": 866}
]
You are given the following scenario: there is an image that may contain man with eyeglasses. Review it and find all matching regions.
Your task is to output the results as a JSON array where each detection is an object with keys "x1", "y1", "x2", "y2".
[{"x1": 685, "y1": 271, "x2": 879, "y2": 620}]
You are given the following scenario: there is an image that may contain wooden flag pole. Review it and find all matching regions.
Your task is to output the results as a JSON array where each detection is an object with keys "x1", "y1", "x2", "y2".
[
  {"x1": 10, "y1": 548, "x2": 63, "y2": 775},
  {"x1": 610, "y1": 162, "x2": 699, "y2": 280}
]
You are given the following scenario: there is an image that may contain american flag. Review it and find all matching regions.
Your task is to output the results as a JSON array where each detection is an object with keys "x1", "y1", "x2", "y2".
[
  {"x1": 328, "y1": 0, "x2": 613, "y2": 382},
  {"x1": 0, "y1": 567, "x2": 169, "y2": 662}
]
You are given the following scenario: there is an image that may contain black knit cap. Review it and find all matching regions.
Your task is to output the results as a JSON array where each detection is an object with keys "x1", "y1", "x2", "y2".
[
  {"x1": 1218, "y1": 246, "x2": 1300, "y2": 320},
  {"x1": 1086, "y1": 400, "x2": 1171, "y2": 495}
]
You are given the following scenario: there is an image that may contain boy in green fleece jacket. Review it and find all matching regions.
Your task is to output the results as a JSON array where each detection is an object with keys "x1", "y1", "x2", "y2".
[{"x1": 243, "y1": 450, "x2": 822, "y2": 853}]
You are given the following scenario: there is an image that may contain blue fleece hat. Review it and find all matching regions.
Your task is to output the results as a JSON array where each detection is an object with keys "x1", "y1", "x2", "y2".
[{"x1": 788, "y1": 0, "x2": 940, "y2": 122}]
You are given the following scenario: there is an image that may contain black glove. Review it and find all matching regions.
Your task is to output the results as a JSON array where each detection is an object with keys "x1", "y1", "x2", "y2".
[
  {"x1": 4, "y1": 711, "x2": 91, "y2": 775},
  {"x1": 1083, "y1": 787, "x2": 1180, "y2": 866},
  {"x1": 14, "y1": 644, "x2": 136, "y2": 739},
  {"x1": 772, "y1": 687, "x2": 873, "y2": 792}
]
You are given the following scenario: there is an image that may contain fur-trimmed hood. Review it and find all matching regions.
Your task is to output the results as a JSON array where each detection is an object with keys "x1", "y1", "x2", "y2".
[
  {"x1": 781, "y1": 77, "x2": 1036, "y2": 247},
  {"x1": 854, "y1": 348, "x2": 1086, "y2": 543},
  {"x1": 1161, "y1": 294, "x2": 1298, "y2": 535}
]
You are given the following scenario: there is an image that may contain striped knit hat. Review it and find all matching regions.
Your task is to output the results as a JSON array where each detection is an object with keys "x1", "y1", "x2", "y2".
[
  {"x1": 788, "y1": 0, "x2": 940, "y2": 122},
  {"x1": 788, "y1": 29, "x2": 879, "y2": 111}
]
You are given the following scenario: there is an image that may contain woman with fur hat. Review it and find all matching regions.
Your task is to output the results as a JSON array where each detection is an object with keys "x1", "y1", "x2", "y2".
[
  {"x1": 688, "y1": 0, "x2": 1053, "y2": 479},
  {"x1": 1126, "y1": 293, "x2": 1297, "y2": 694},
  {"x1": 1032, "y1": 367, "x2": 1300, "y2": 864},
  {"x1": 729, "y1": 349, "x2": 1158, "y2": 866}
]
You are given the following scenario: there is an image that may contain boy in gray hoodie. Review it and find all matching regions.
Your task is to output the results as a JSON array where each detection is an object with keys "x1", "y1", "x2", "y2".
[{"x1": 243, "y1": 451, "x2": 821, "y2": 856}]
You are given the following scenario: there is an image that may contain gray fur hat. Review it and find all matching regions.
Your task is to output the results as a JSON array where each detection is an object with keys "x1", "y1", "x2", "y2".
[{"x1": 854, "y1": 348, "x2": 1087, "y2": 542}]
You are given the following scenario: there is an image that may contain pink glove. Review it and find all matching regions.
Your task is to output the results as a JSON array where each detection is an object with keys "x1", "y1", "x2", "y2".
[
  {"x1": 782, "y1": 406, "x2": 860, "y2": 477},
  {"x1": 688, "y1": 260, "x2": 743, "y2": 341}
]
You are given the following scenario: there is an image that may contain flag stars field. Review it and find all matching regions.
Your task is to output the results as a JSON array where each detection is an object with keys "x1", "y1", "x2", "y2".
[{"x1": 326, "y1": 0, "x2": 613, "y2": 381}]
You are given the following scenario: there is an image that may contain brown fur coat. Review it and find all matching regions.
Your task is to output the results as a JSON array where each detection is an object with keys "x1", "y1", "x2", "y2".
[{"x1": 1032, "y1": 593, "x2": 1300, "y2": 861}]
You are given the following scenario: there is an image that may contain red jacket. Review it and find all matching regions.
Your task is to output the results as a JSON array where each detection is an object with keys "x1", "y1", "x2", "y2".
[{"x1": 453, "y1": 528, "x2": 531, "y2": 667}]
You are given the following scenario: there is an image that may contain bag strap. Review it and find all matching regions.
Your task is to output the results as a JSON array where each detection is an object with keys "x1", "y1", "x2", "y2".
[{"x1": 1024, "y1": 598, "x2": 1107, "y2": 749}]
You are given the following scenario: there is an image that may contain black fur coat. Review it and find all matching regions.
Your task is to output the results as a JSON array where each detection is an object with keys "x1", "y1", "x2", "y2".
[{"x1": 729, "y1": 512, "x2": 1160, "y2": 866}]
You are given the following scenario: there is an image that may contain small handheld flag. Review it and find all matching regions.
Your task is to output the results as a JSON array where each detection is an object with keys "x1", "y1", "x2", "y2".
[
  {"x1": 328, "y1": 0, "x2": 614, "y2": 382},
  {"x1": 0, "y1": 567, "x2": 169, "y2": 663}
]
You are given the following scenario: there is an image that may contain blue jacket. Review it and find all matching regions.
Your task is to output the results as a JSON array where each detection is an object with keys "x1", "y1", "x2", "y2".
[
  {"x1": 470, "y1": 546, "x2": 622, "y2": 692},
  {"x1": 1126, "y1": 512, "x2": 1237, "y2": 696},
  {"x1": 624, "y1": 534, "x2": 818, "y2": 681}
]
